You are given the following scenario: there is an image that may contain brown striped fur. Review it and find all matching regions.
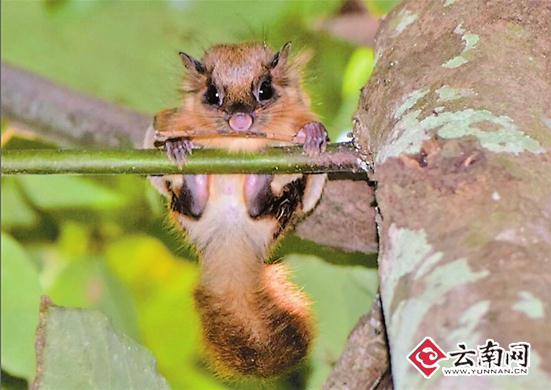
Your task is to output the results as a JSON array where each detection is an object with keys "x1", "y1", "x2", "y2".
[
  {"x1": 194, "y1": 263, "x2": 313, "y2": 378},
  {"x1": 145, "y1": 42, "x2": 327, "y2": 378}
]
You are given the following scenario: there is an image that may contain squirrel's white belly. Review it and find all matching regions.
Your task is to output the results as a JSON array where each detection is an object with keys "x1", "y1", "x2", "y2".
[{"x1": 179, "y1": 175, "x2": 275, "y2": 271}]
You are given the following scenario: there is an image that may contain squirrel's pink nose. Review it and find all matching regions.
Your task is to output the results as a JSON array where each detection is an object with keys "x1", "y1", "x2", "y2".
[{"x1": 228, "y1": 113, "x2": 253, "y2": 131}]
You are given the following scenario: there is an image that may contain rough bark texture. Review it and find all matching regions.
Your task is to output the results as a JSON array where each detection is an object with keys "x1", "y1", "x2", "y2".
[
  {"x1": 324, "y1": 294, "x2": 392, "y2": 390},
  {"x1": 1, "y1": 63, "x2": 147, "y2": 148},
  {"x1": 351, "y1": 0, "x2": 551, "y2": 388},
  {"x1": 297, "y1": 174, "x2": 378, "y2": 254},
  {"x1": 0, "y1": 61, "x2": 377, "y2": 254}
]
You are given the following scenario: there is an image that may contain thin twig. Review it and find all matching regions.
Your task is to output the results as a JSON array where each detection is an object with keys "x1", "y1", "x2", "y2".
[{"x1": 1, "y1": 143, "x2": 362, "y2": 175}]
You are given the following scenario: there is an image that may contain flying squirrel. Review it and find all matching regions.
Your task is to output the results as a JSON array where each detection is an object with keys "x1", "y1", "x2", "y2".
[{"x1": 143, "y1": 41, "x2": 329, "y2": 378}]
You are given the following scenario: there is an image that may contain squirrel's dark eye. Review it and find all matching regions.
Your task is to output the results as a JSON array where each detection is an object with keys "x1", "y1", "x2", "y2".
[
  {"x1": 258, "y1": 80, "x2": 274, "y2": 101},
  {"x1": 204, "y1": 84, "x2": 221, "y2": 106}
]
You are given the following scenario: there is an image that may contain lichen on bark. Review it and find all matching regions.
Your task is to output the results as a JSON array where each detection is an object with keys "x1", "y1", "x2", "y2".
[{"x1": 339, "y1": 0, "x2": 551, "y2": 388}]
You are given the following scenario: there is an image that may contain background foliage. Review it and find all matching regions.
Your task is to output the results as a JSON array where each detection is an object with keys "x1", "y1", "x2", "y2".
[{"x1": 1, "y1": 1, "x2": 397, "y2": 389}]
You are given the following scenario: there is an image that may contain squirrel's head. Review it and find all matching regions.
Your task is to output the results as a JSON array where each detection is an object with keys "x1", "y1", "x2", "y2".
[{"x1": 177, "y1": 42, "x2": 312, "y2": 134}]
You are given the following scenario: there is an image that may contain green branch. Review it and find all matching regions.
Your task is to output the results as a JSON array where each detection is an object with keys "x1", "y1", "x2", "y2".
[{"x1": 1, "y1": 143, "x2": 364, "y2": 175}]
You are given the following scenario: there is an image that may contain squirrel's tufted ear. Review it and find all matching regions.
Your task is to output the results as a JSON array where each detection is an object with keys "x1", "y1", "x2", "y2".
[
  {"x1": 270, "y1": 41, "x2": 292, "y2": 69},
  {"x1": 179, "y1": 51, "x2": 206, "y2": 74}
]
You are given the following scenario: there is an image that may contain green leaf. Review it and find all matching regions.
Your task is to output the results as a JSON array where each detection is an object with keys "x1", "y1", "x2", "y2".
[
  {"x1": 33, "y1": 299, "x2": 169, "y2": 389},
  {"x1": 332, "y1": 48, "x2": 376, "y2": 134},
  {"x1": 0, "y1": 178, "x2": 38, "y2": 230},
  {"x1": 342, "y1": 47, "x2": 375, "y2": 99},
  {"x1": 56, "y1": 221, "x2": 91, "y2": 258},
  {"x1": 1, "y1": 233, "x2": 42, "y2": 380},
  {"x1": 47, "y1": 257, "x2": 140, "y2": 341},
  {"x1": 17, "y1": 176, "x2": 124, "y2": 210}
]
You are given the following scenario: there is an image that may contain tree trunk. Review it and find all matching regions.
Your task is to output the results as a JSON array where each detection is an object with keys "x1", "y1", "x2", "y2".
[{"x1": 332, "y1": 0, "x2": 551, "y2": 388}]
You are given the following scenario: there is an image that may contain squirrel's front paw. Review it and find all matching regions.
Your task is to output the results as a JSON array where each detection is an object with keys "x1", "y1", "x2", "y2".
[
  {"x1": 294, "y1": 122, "x2": 329, "y2": 157},
  {"x1": 164, "y1": 137, "x2": 195, "y2": 167}
]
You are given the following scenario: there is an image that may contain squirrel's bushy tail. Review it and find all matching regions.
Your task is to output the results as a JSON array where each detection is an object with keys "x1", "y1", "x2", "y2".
[{"x1": 194, "y1": 263, "x2": 313, "y2": 378}]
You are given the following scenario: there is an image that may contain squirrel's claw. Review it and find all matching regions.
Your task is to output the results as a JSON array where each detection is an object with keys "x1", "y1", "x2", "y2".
[
  {"x1": 295, "y1": 122, "x2": 328, "y2": 158},
  {"x1": 164, "y1": 137, "x2": 194, "y2": 167}
]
